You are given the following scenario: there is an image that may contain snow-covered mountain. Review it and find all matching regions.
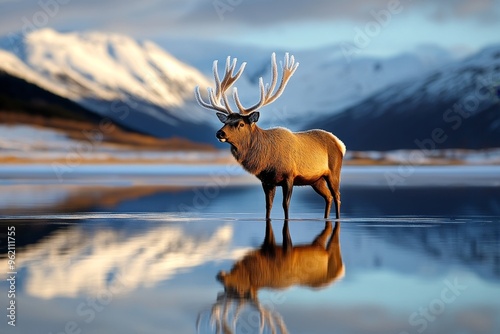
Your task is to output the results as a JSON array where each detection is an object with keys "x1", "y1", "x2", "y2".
[
  {"x1": 310, "y1": 45, "x2": 500, "y2": 150},
  {"x1": 0, "y1": 29, "x2": 216, "y2": 142},
  {"x1": 0, "y1": 29, "x2": 461, "y2": 143},
  {"x1": 163, "y1": 39, "x2": 453, "y2": 129}
]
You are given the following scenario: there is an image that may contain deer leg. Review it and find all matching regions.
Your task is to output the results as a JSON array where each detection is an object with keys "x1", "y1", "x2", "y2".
[
  {"x1": 311, "y1": 179, "x2": 333, "y2": 219},
  {"x1": 262, "y1": 183, "x2": 276, "y2": 220},
  {"x1": 326, "y1": 221, "x2": 344, "y2": 281},
  {"x1": 261, "y1": 219, "x2": 276, "y2": 255},
  {"x1": 282, "y1": 220, "x2": 292, "y2": 254},
  {"x1": 327, "y1": 221, "x2": 341, "y2": 252},
  {"x1": 325, "y1": 175, "x2": 341, "y2": 220},
  {"x1": 312, "y1": 220, "x2": 333, "y2": 247},
  {"x1": 264, "y1": 219, "x2": 276, "y2": 245},
  {"x1": 281, "y1": 179, "x2": 293, "y2": 220}
]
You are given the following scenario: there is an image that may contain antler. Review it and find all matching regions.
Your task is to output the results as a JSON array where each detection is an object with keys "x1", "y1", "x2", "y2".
[
  {"x1": 194, "y1": 53, "x2": 299, "y2": 116},
  {"x1": 197, "y1": 293, "x2": 288, "y2": 334},
  {"x1": 194, "y1": 56, "x2": 246, "y2": 115},
  {"x1": 234, "y1": 52, "x2": 299, "y2": 115}
]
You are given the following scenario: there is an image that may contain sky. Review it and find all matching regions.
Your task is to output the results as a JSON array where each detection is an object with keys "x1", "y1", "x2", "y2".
[{"x1": 0, "y1": 0, "x2": 499, "y2": 57}]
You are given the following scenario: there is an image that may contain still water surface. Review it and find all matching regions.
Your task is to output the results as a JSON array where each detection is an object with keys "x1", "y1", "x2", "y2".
[{"x1": 0, "y1": 166, "x2": 499, "y2": 334}]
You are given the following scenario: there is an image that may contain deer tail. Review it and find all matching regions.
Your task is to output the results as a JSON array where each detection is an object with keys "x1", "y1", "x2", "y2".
[{"x1": 330, "y1": 133, "x2": 346, "y2": 156}]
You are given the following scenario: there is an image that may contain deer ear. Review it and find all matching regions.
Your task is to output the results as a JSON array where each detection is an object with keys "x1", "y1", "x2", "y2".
[
  {"x1": 216, "y1": 112, "x2": 228, "y2": 123},
  {"x1": 248, "y1": 111, "x2": 260, "y2": 123}
]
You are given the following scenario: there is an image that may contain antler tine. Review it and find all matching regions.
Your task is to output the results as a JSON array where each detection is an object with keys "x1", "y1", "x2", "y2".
[
  {"x1": 222, "y1": 298, "x2": 233, "y2": 334},
  {"x1": 206, "y1": 87, "x2": 229, "y2": 114},
  {"x1": 265, "y1": 52, "x2": 299, "y2": 105},
  {"x1": 233, "y1": 52, "x2": 299, "y2": 115},
  {"x1": 195, "y1": 56, "x2": 247, "y2": 115},
  {"x1": 254, "y1": 299, "x2": 289, "y2": 334},
  {"x1": 209, "y1": 303, "x2": 222, "y2": 334},
  {"x1": 258, "y1": 304, "x2": 267, "y2": 334},
  {"x1": 208, "y1": 298, "x2": 232, "y2": 334},
  {"x1": 276, "y1": 316, "x2": 288, "y2": 334},
  {"x1": 213, "y1": 60, "x2": 222, "y2": 97},
  {"x1": 194, "y1": 86, "x2": 228, "y2": 114},
  {"x1": 265, "y1": 52, "x2": 279, "y2": 98},
  {"x1": 233, "y1": 77, "x2": 266, "y2": 115},
  {"x1": 232, "y1": 298, "x2": 247, "y2": 329},
  {"x1": 214, "y1": 58, "x2": 236, "y2": 114},
  {"x1": 223, "y1": 57, "x2": 241, "y2": 86}
]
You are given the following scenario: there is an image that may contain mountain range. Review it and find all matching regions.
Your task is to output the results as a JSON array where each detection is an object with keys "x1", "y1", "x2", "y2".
[
  {"x1": 0, "y1": 29, "x2": 215, "y2": 143},
  {"x1": 0, "y1": 70, "x2": 214, "y2": 151},
  {"x1": 163, "y1": 38, "x2": 454, "y2": 129},
  {"x1": 1, "y1": 29, "x2": 499, "y2": 150},
  {"x1": 310, "y1": 45, "x2": 500, "y2": 150}
]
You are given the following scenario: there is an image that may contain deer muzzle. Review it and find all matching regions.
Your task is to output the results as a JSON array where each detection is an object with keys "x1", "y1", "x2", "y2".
[{"x1": 216, "y1": 129, "x2": 227, "y2": 142}]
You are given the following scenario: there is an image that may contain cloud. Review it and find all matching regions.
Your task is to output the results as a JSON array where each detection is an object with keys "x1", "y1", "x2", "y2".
[
  {"x1": 1, "y1": 0, "x2": 499, "y2": 38},
  {"x1": 425, "y1": 0, "x2": 499, "y2": 22},
  {"x1": 180, "y1": 0, "x2": 500, "y2": 27},
  {"x1": 0, "y1": 0, "x2": 498, "y2": 54}
]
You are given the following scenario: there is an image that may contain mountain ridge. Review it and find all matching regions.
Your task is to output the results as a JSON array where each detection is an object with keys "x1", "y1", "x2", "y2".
[
  {"x1": 161, "y1": 37, "x2": 454, "y2": 129},
  {"x1": 308, "y1": 44, "x2": 500, "y2": 150},
  {"x1": 2, "y1": 29, "x2": 498, "y2": 150},
  {"x1": 0, "y1": 70, "x2": 215, "y2": 152},
  {"x1": 0, "y1": 29, "x2": 217, "y2": 143}
]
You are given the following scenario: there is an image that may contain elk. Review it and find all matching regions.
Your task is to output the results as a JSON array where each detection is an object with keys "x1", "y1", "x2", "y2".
[
  {"x1": 216, "y1": 220, "x2": 344, "y2": 299},
  {"x1": 198, "y1": 220, "x2": 343, "y2": 334},
  {"x1": 195, "y1": 53, "x2": 345, "y2": 219}
]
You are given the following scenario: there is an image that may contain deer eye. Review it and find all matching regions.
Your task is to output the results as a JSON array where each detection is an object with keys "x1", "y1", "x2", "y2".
[{"x1": 238, "y1": 122, "x2": 245, "y2": 128}]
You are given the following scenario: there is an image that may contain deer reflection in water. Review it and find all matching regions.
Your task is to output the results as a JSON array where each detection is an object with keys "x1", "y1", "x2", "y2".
[{"x1": 198, "y1": 220, "x2": 344, "y2": 334}]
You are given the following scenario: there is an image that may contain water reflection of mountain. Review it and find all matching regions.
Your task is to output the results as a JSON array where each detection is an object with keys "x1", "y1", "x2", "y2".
[
  {"x1": 313, "y1": 187, "x2": 500, "y2": 217},
  {"x1": 0, "y1": 185, "x2": 189, "y2": 214},
  {"x1": 0, "y1": 222, "x2": 249, "y2": 299},
  {"x1": 2, "y1": 182, "x2": 498, "y2": 301},
  {"x1": 305, "y1": 187, "x2": 500, "y2": 282},
  {"x1": 0, "y1": 183, "x2": 260, "y2": 215},
  {"x1": 355, "y1": 221, "x2": 500, "y2": 281}
]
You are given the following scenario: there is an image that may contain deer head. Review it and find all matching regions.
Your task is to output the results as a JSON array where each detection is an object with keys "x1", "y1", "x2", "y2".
[{"x1": 194, "y1": 53, "x2": 299, "y2": 146}]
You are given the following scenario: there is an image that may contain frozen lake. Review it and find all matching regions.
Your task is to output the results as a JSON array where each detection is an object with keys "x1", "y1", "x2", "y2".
[{"x1": 0, "y1": 165, "x2": 499, "y2": 334}]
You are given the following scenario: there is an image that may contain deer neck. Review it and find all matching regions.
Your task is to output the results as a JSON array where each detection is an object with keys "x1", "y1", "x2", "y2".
[{"x1": 231, "y1": 126, "x2": 270, "y2": 175}]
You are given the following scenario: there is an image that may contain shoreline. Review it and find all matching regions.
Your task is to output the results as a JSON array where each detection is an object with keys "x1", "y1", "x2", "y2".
[
  {"x1": 0, "y1": 164, "x2": 498, "y2": 188},
  {"x1": 1, "y1": 147, "x2": 499, "y2": 166}
]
